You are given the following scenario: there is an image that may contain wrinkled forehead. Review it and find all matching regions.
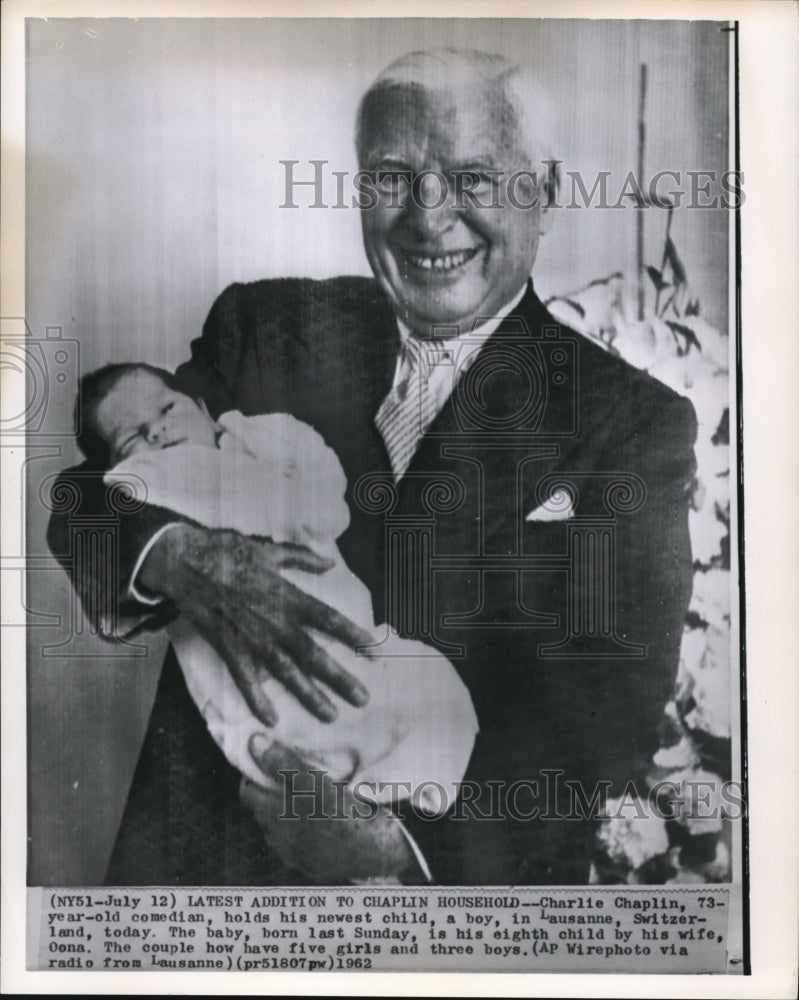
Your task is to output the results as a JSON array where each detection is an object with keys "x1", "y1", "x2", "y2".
[{"x1": 358, "y1": 81, "x2": 525, "y2": 168}]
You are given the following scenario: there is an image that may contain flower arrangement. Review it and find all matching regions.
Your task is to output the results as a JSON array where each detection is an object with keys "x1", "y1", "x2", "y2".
[{"x1": 547, "y1": 224, "x2": 735, "y2": 884}]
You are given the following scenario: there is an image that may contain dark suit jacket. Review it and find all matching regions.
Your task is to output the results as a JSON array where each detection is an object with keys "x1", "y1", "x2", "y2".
[{"x1": 47, "y1": 276, "x2": 697, "y2": 885}]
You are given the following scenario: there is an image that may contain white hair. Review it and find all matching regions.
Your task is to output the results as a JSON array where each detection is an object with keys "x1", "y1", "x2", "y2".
[{"x1": 355, "y1": 47, "x2": 560, "y2": 171}]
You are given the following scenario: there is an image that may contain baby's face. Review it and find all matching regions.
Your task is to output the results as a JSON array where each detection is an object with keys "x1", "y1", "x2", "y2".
[{"x1": 94, "y1": 370, "x2": 218, "y2": 464}]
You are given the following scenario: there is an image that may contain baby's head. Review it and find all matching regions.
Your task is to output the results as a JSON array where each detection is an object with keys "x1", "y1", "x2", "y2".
[{"x1": 76, "y1": 363, "x2": 218, "y2": 468}]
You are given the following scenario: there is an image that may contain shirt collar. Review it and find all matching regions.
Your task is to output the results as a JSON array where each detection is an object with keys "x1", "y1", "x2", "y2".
[{"x1": 395, "y1": 281, "x2": 529, "y2": 351}]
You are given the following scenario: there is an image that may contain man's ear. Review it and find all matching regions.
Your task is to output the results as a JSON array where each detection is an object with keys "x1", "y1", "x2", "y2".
[
  {"x1": 539, "y1": 199, "x2": 556, "y2": 235},
  {"x1": 538, "y1": 160, "x2": 560, "y2": 235}
]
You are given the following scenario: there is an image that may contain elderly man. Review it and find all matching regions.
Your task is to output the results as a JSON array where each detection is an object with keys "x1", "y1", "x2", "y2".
[{"x1": 48, "y1": 49, "x2": 696, "y2": 885}]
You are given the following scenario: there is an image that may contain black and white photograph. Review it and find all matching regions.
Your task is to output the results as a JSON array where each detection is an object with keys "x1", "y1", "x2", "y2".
[{"x1": 2, "y1": 0, "x2": 797, "y2": 993}]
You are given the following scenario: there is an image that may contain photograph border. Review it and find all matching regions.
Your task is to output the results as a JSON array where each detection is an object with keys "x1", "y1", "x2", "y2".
[{"x1": 3, "y1": 1, "x2": 797, "y2": 996}]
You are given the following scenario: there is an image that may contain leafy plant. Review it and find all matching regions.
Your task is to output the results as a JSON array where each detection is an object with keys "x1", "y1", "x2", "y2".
[{"x1": 547, "y1": 242, "x2": 733, "y2": 884}]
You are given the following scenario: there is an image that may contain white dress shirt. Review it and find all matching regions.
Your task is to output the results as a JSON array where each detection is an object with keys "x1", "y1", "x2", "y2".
[{"x1": 389, "y1": 282, "x2": 529, "y2": 428}]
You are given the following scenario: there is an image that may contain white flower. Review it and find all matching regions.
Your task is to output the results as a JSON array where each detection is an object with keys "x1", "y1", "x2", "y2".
[
  {"x1": 705, "y1": 836, "x2": 731, "y2": 881},
  {"x1": 690, "y1": 569, "x2": 731, "y2": 628},
  {"x1": 613, "y1": 317, "x2": 678, "y2": 372},
  {"x1": 678, "y1": 627, "x2": 708, "y2": 687},
  {"x1": 546, "y1": 298, "x2": 595, "y2": 339},
  {"x1": 689, "y1": 506, "x2": 728, "y2": 565},
  {"x1": 597, "y1": 801, "x2": 670, "y2": 870},
  {"x1": 682, "y1": 315, "x2": 730, "y2": 370},
  {"x1": 664, "y1": 829, "x2": 731, "y2": 883},
  {"x1": 665, "y1": 852, "x2": 707, "y2": 884},
  {"x1": 662, "y1": 767, "x2": 726, "y2": 834},
  {"x1": 653, "y1": 735, "x2": 701, "y2": 770},
  {"x1": 693, "y1": 440, "x2": 730, "y2": 518},
  {"x1": 678, "y1": 625, "x2": 731, "y2": 739},
  {"x1": 685, "y1": 366, "x2": 729, "y2": 439},
  {"x1": 547, "y1": 275, "x2": 624, "y2": 341},
  {"x1": 694, "y1": 434, "x2": 729, "y2": 484}
]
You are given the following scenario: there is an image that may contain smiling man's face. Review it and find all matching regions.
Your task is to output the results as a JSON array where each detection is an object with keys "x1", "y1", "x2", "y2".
[{"x1": 359, "y1": 81, "x2": 550, "y2": 338}]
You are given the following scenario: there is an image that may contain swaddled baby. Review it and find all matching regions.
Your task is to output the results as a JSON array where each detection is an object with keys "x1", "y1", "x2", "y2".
[{"x1": 77, "y1": 362, "x2": 478, "y2": 817}]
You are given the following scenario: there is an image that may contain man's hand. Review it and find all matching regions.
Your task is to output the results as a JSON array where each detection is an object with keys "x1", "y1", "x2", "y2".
[
  {"x1": 240, "y1": 736, "x2": 419, "y2": 882},
  {"x1": 138, "y1": 524, "x2": 372, "y2": 725}
]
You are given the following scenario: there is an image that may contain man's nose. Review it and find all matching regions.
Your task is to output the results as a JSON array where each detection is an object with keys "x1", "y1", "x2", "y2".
[{"x1": 405, "y1": 173, "x2": 456, "y2": 238}]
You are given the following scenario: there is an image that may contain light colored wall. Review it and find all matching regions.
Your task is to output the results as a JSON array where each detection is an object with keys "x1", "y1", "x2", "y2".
[{"x1": 26, "y1": 17, "x2": 730, "y2": 884}]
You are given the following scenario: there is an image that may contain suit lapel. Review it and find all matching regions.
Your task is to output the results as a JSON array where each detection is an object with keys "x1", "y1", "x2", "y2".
[{"x1": 394, "y1": 283, "x2": 585, "y2": 538}]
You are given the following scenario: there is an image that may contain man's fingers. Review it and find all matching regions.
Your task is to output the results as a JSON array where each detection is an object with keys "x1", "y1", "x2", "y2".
[
  {"x1": 266, "y1": 644, "x2": 339, "y2": 722},
  {"x1": 224, "y1": 650, "x2": 279, "y2": 727},
  {"x1": 247, "y1": 735, "x2": 305, "y2": 780},
  {"x1": 296, "y1": 588, "x2": 378, "y2": 657},
  {"x1": 240, "y1": 737, "x2": 306, "y2": 832},
  {"x1": 289, "y1": 629, "x2": 369, "y2": 707},
  {"x1": 184, "y1": 596, "x2": 281, "y2": 726},
  {"x1": 242, "y1": 738, "x2": 419, "y2": 881},
  {"x1": 274, "y1": 543, "x2": 335, "y2": 576},
  {"x1": 185, "y1": 589, "x2": 343, "y2": 724},
  {"x1": 176, "y1": 557, "x2": 372, "y2": 721}
]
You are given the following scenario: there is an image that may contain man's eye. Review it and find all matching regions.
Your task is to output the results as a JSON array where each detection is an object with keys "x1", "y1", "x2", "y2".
[
  {"x1": 454, "y1": 170, "x2": 499, "y2": 189},
  {"x1": 161, "y1": 402, "x2": 174, "y2": 415}
]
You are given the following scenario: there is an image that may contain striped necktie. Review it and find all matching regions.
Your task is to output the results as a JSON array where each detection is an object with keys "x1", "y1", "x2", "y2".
[{"x1": 374, "y1": 337, "x2": 438, "y2": 481}]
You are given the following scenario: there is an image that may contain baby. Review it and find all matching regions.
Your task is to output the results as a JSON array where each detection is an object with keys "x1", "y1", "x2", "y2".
[{"x1": 76, "y1": 363, "x2": 478, "y2": 818}]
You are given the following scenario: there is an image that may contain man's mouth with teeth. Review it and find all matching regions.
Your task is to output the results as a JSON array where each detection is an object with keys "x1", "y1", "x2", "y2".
[{"x1": 404, "y1": 246, "x2": 481, "y2": 272}]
